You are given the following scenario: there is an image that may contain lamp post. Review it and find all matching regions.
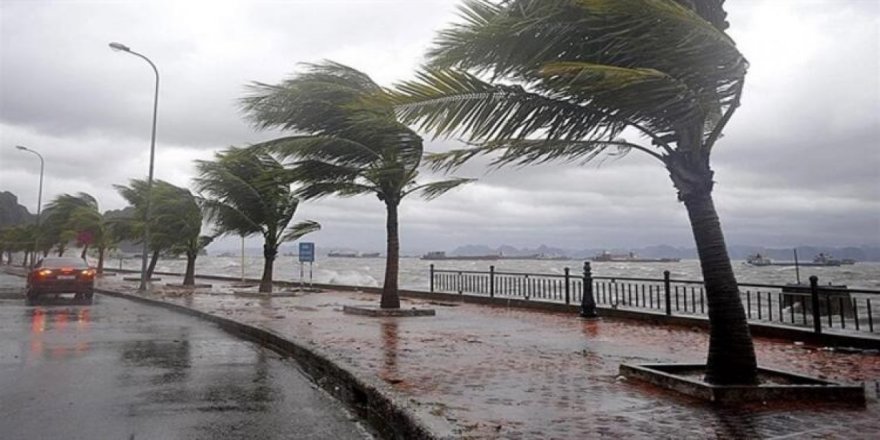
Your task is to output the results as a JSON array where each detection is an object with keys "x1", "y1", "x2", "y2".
[
  {"x1": 109, "y1": 41, "x2": 159, "y2": 292},
  {"x1": 15, "y1": 145, "x2": 44, "y2": 267}
]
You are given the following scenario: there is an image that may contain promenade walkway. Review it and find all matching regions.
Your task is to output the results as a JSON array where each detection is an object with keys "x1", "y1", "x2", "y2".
[{"x1": 93, "y1": 274, "x2": 879, "y2": 438}]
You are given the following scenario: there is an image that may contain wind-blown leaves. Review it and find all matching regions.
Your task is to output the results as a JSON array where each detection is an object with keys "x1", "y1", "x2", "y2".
[
  {"x1": 393, "y1": 0, "x2": 747, "y2": 164},
  {"x1": 394, "y1": 68, "x2": 626, "y2": 145},
  {"x1": 281, "y1": 220, "x2": 322, "y2": 243},
  {"x1": 405, "y1": 178, "x2": 476, "y2": 200}
]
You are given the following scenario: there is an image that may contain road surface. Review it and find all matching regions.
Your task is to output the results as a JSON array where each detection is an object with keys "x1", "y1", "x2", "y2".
[{"x1": 0, "y1": 272, "x2": 373, "y2": 440}]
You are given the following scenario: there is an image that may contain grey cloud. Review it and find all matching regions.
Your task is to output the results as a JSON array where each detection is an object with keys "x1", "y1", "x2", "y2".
[{"x1": 1, "y1": 0, "x2": 877, "y2": 252}]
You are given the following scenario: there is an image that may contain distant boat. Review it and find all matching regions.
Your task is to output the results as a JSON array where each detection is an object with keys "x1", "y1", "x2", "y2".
[
  {"x1": 328, "y1": 252, "x2": 381, "y2": 258},
  {"x1": 748, "y1": 252, "x2": 842, "y2": 267},
  {"x1": 328, "y1": 252, "x2": 358, "y2": 258},
  {"x1": 217, "y1": 252, "x2": 236, "y2": 258},
  {"x1": 421, "y1": 251, "x2": 500, "y2": 261},
  {"x1": 811, "y1": 253, "x2": 842, "y2": 266},
  {"x1": 497, "y1": 253, "x2": 543, "y2": 260},
  {"x1": 746, "y1": 253, "x2": 773, "y2": 266},
  {"x1": 499, "y1": 253, "x2": 572, "y2": 261},
  {"x1": 535, "y1": 254, "x2": 572, "y2": 261},
  {"x1": 590, "y1": 251, "x2": 680, "y2": 263}
]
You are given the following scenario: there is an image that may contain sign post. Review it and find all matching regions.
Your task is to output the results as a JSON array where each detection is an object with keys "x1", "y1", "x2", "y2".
[{"x1": 298, "y1": 242, "x2": 315, "y2": 289}]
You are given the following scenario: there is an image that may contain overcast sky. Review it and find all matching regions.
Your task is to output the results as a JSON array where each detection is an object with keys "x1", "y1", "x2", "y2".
[{"x1": 1, "y1": 0, "x2": 878, "y2": 253}]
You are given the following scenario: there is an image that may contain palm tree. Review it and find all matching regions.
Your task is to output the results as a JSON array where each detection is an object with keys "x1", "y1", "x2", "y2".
[
  {"x1": 42, "y1": 193, "x2": 101, "y2": 259},
  {"x1": 390, "y1": 0, "x2": 756, "y2": 385},
  {"x1": 68, "y1": 207, "x2": 114, "y2": 273},
  {"x1": 153, "y1": 188, "x2": 213, "y2": 286},
  {"x1": 115, "y1": 180, "x2": 208, "y2": 281},
  {"x1": 194, "y1": 147, "x2": 320, "y2": 293},
  {"x1": 241, "y1": 62, "x2": 472, "y2": 308}
]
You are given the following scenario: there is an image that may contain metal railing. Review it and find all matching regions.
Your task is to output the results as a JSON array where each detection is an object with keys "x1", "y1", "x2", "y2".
[{"x1": 430, "y1": 263, "x2": 880, "y2": 336}]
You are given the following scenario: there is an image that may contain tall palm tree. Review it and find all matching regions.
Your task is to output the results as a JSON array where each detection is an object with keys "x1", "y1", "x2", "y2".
[
  {"x1": 390, "y1": 0, "x2": 756, "y2": 384},
  {"x1": 241, "y1": 62, "x2": 473, "y2": 309},
  {"x1": 194, "y1": 147, "x2": 320, "y2": 293}
]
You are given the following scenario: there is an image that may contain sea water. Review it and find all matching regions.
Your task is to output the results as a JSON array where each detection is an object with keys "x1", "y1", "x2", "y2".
[{"x1": 112, "y1": 256, "x2": 880, "y2": 291}]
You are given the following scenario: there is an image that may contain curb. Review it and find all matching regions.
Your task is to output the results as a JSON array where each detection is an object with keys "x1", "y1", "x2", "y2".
[{"x1": 96, "y1": 288, "x2": 449, "y2": 440}]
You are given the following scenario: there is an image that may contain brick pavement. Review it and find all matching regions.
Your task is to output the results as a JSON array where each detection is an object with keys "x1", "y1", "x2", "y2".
[{"x1": 99, "y1": 276, "x2": 880, "y2": 439}]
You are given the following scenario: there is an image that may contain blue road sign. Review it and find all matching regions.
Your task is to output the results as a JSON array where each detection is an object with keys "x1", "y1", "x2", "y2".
[{"x1": 298, "y1": 242, "x2": 315, "y2": 263}]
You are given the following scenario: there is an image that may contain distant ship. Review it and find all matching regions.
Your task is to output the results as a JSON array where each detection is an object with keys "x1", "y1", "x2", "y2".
[
  {"x1": 746, "y1": 253, "x2": 773, "y2": 266},
  {"x1": 328, "y1": 252, "x2": 358, "y2": 258},
  {"x1": 747, "y1": 252, "x2": 847, "y2": 267},
  {"x1": 590, "y1": 251, "x2": 680, "y2": 263},
  {"x1": 810, "y1": 253, "x2": 843, "y2": 267},
  {"x1": 328, "y1": 252, "x2": 381, "y2": 258},
  {"x1": 421, "y1": 251, "x2": 500, "y2": 261},
  {"x1": 502, "y1": 253, "x2": 572, "y2": 261}
]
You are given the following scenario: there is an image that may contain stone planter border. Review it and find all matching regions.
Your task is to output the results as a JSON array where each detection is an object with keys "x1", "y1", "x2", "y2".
[{"x1": 620, "y1": 363, "x2": 866, "y2": 406}]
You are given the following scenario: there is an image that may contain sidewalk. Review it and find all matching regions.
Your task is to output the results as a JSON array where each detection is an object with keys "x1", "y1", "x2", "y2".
[{"x1": 97, "y1": 274, "x2": 880, "y2": 439}]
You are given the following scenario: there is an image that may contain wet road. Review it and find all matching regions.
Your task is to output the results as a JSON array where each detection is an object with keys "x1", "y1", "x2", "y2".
[{"x1": 0, "y1": 274, "x2": 373, "y2": 440}]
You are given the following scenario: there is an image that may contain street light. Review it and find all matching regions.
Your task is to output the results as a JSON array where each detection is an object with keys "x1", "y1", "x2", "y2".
[
  {"x1": 15, "y1": 145, "x2": 44, "y2": 267},
  {"x1": 109, "y1": 41, "x2": 159, "y2": 292}
]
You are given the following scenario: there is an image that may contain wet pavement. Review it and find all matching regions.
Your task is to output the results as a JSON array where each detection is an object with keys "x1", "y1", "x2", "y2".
[
  {"x1": 0, "y1": 273, "x2": 373, "y2": 440},
  {"x1": 90, "y1": 273, "x2": 880, "y2": 439}
]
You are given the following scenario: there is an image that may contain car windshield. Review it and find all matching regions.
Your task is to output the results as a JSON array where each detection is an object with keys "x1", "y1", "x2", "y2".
[{"x1": 39, "y1": 257, "x2": 89, "y2": 269}]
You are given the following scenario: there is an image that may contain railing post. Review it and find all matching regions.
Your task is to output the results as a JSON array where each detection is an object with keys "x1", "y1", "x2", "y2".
[
  {"x1": 429, "y1": 264, "x2": 435, "y2": 293},
  {"x1": 580, "y1": 262, "x2": 598, "y2": 318},
  {"x1": 810, "y1": 275, "x2": 822, "y2": 335},
  {"x1": 664, "y1": 270, "x2": 672, "y2": 316},
  {"x1": 564, "y1": 267, "x2": 571, "y2": 305},
  {"x1": 489, "y1": 265, "x2": 495, "y2": 298},
  {"x1": 458, "y1": 271, "x2": 463, "y2": 295}
]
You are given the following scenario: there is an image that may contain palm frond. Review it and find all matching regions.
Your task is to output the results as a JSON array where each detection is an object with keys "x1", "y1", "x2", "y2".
[
  {"x1": 200, "y1": 198, "x2": 262, "y2": 236},
  {"x1": 392, "y1": 68, "x2": 625, "y2": 143},
  {"x1": 404, "y1": 177, "x2": 476, "y2": 200},
  {"x1": 419, "y1": 0, "x2": 746, "y2": 143},
  {"x1": 280, "y1": 220, "x2": 321, "y2": 243},
  {"x1": 538, "y1": 61, "x2": 702, "y2": 130},
  {"x1": 257, "y1": 135, "x2": 382, "y2": 167},
  {"x1": 426, "y1": 138, "x2": 647, "y2": 172},
  {"x1": 294, "y1": 182, "x2": 376, "y2": 200}
]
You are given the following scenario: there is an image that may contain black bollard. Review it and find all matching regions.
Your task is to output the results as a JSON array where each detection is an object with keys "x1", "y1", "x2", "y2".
[{"x1": 580, "y1": 261, "x2": 598, "y2": 318}]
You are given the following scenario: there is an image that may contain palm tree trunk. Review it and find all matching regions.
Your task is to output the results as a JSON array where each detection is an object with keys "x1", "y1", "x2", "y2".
[
  {"x1": 146, "y1": 249, "x2": 160, "y2": 279},
  {"x1": 260, "y1": 243, "x2": 276, "y2": 293},
  {"x1": 683, "y1": 189, "x2": 758, "y2": 385},
  {"x1": 97, "y1": 246, "x2": 105, "y2": 274},
  {"x1": 381, "y1": 201, "x2": 401, "y2": 309},
  {"x1": 183, "y1": 252, "x2": 196, "y2": 286}
]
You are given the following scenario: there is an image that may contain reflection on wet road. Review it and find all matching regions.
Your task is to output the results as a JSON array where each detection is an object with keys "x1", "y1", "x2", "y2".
[{"x1": 0, "y1": 286, "x2": 372, "y2": 440}]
